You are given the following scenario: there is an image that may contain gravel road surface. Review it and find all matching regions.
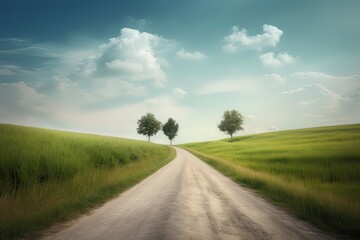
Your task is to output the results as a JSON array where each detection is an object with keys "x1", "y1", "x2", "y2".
[{"x1": 42, "y1": 147, "x2": 334, "y2": 240}]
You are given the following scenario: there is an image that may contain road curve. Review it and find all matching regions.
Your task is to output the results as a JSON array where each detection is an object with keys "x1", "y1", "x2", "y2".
[{"x1": 42, "y1": 147, "x2": 334, "y2": 240}]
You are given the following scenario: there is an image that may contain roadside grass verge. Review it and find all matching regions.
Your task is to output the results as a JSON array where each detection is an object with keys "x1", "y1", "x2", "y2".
[
  {"x1": 181, "y1": 124, "x2": 360, "y2": 237},
  {"x1": 0, "y1": 124, "x2": 175, "y2": 240}
]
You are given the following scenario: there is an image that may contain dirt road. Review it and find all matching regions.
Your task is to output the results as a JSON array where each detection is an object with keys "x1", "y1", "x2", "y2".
[{"x1": 42, "y1": 147, "x2": 334, "y2": 240}]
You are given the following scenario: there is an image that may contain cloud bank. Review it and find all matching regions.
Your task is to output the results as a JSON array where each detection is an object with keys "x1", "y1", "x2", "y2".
[
  {"x1": 91, "y1": 28, "x2": 167, "y2": 86},
  {"x1": 223, "y1": 24, "x2": 283, "y2": 52}
]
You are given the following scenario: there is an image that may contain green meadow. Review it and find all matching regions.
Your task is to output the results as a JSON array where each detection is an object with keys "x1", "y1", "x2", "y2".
[
  {"x1": 181, "y1": 124, "x2": 360, "y2": 237},
  {"x1": 0, "y1": 124, "x2": 175, "y2": 240}
]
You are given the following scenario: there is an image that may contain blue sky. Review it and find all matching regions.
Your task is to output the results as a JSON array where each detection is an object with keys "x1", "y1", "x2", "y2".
[{"x1": 0, "y1": 0, "x2": 359, "y2": 143}]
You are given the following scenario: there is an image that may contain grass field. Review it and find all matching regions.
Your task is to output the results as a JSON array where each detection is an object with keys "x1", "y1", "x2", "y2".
[
  {"x1": 0, "y1": 124, "x2": 175, "y2": 240},
  {"x1": 181, "y1": 124, "x2": 360, "y2": 237}
]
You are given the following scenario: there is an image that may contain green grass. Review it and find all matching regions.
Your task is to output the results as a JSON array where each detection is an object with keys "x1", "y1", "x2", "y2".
[
  {"x1": 0, "y1": 124, "x2": 175, "y2": 240},
  {"x1": 181, "y1": 124, "x2": 360, "y2": 237}
]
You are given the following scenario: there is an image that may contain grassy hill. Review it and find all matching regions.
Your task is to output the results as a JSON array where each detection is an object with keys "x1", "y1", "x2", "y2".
[
  {"x1": 0, "y1": 124, "x2": 175, "y2": 240},
  {"x1": 181, "y1": 124, "x2": 360, "y2": 237}
]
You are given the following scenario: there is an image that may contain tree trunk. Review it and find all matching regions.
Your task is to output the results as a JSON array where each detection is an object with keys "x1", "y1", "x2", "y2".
[
  {"x1": 230, "y1": 134, "x2": 233, "y2": 143},
  {"x1": 148, "y1": 135, "x2": 150, "y2": 142},
  {"x1": 170, "y1": 140, "x2": 172, "y2": 146}
]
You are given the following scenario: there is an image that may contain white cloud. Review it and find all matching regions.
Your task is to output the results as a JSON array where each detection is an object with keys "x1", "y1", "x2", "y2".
[
  {"x1": 32, "y1": 28, "x2": 171, "y2": 102},
  {"x1": 223, "y1": 24, "x2": 283, "y2": 52},
  {"x1": 264, "y1": 73, "x2": 287, "y2": 84},
  {"x1": 92, "y1": 28, "x2": 168, "y2": 86},
  {"x1": 176, "y1": 49, "x2": 207, "y2": 60},
  {"x1": 260, "y1": 52, "x2": 294, "y2": 67}
]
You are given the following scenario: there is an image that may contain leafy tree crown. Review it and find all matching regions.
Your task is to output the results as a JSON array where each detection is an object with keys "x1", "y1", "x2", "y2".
[
  {"x1": 218, "y1": 110, "x2": 244, "y2": 136},
  {"x1": 137, "y1": 113, "x2": 162, "y2": 139},
  {"x1": 162, "y1": 118, "x2": 179, "y2": 141}
]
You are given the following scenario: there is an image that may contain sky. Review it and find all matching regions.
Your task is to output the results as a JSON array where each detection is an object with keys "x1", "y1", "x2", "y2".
[{"x1": 0, "y1": 0, "x2": 359, "y2": 144}]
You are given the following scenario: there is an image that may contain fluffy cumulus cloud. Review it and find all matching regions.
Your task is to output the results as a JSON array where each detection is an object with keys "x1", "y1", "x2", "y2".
[
  {"x1": 223, "y1": 24, "x2": 283, "y2": 52},
  {"x1": 260, "y1": 52, "x2": 294, "y2": 67},
  {"x1": 60, "y1": 28, "x2": 171, "y2": 100},
  {"x1": 176, "y1": 49, "x2": 207, "y2": 60},
  {"x1": 92, "y1": 28, "x2": 167, "y2": 86}
]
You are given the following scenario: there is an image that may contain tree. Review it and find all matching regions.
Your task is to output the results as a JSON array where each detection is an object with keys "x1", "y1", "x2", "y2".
[
  {"x1": 218, "y1": 109, "x2": 244, "y2": 142},
  {"x1": 162, "y1": 118, "x2": 179, "y2": 145},
  {"x1": 137, "y1": 113, "x2": 162, "y2": 142}
]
